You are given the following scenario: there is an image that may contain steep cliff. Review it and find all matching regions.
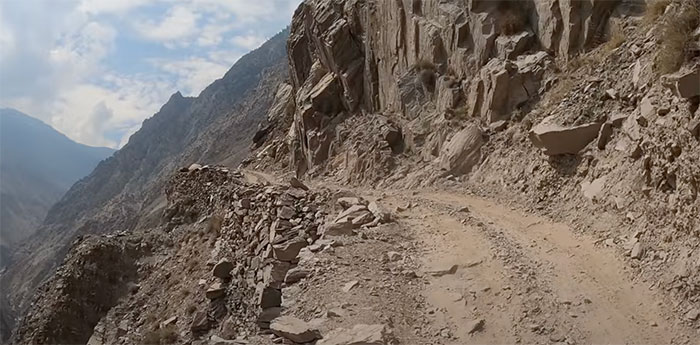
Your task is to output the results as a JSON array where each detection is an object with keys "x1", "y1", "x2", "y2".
[{"x1": 1, "y1": 29, "x2": 290, "y2": 341}]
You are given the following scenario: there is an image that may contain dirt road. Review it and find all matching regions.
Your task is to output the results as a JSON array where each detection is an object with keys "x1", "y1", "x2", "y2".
[
  {"x1": 379, "y1": 188, "x2": 694, "y2": 345},
  {"x1": 241, "y1": 171, "x2": 694, "y2": 344}
]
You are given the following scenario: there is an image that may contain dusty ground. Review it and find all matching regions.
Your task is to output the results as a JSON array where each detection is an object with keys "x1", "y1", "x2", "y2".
[{"x1": 243, "y1": 171, "x2": 697, "y2": 344}]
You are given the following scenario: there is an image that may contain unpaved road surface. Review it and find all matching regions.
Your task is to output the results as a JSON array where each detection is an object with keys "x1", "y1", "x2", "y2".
[
  {"x1": 242, "y1": 171, "x2": 695, "y2": 344},
  {"x1": 378, "y1": 188, "x2": 695, "y2": 345}
]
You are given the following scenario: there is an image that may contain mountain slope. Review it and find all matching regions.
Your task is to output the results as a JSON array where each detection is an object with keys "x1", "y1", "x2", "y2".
[
  {"x1": 1, "y1": 29, "x2": 290, "y2": 341},
  {"x1": 0, "y1": 108, "x2": 114, "y2": 266}
]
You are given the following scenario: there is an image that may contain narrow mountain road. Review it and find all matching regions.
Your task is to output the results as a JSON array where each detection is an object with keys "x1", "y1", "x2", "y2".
[
  {"x1": 378, "y1": 188, "x2": 693, "y2": 345},
  {"x1": 241, "y1": 170, "x2": 693, "y2": 344}
]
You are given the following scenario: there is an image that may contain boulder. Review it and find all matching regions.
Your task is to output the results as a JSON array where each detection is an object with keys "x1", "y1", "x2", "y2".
[
  {"x1": 285, "y1": 267, "x2": 311, "y2": 284},
  {"x1": 257, "y1": 307, "x2": 282, "y2": 329},
  {"x1": 256, "y1": 284, "x2": 282, "y2": 309},
  {"x1": 317, "y1": 324, "x2": 389, "y2": 345},
  {"x1": 212, "y1": 259, "x2": 234, "y2": 279},
  {"x1": 438, "y1": 125, "x2": 483, "y2": 175},
  {"x1": 367, "y1": 202, "x2": 391, "y2": 223},
  {"x1": 270, "y1": 316, "x2": 321, "y2": 344},
  {"x1": 335, "y1": 204, "x2": 369, "y2": 221},
  {"x1": 188, "y1": 163, "x2": 203, "y2": 171},
  {"x1": 277, "y1": 206, "x2": 296, "y2": 220},
  {"x1": 322, "y1": 220, "x2": 356, "y2": 236},
  {"x1": 289, "y1": 177, "x2": 309, "y2": 190},
  {"x1": 663, "y1": 67, "x2": 700, "y2": 99},
  {"x1": 206, "y1": 283, "x2": 226, "y2": 299},
  {"x1": 273, "y1": 237, "x2": 308, "y2": 262},
  {"x1": 596, "y1": 123, "x2": 613, "y2": 150},
  {"x1": 337, "y1": 197, "x2": 365, "y2": 209},
  {"x1": 191, "y1": 311, "x2": 210, "y2": 332},
  {"x1": 529, "y1": 121, "x2": 602, "y2": 155},
  {"x1": 262, "y1": 260, "x2": 292, "y2": 288}
]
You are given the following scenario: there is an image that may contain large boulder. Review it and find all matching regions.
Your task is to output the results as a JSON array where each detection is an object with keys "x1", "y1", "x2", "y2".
[
  {"x1": 663, "y1": 67, "x2": 700, "y2": 99},
  {"x1": 529, "y1": 120, "x2": 602, "y2": 155},
  {"x1": 438, "y1": 125, "x2": 483, "y2": 175},
  {"x1": 317, "y1": 324, "x2": 389, "y2": 345},
  {"x1": 270, "y1": 316, "x2": 321, "y2": 343}
]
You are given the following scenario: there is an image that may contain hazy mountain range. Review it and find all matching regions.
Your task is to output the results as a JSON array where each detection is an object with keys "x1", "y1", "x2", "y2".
[{"x1": 0, "y1": 108, "x2": 114, "y2": 268}]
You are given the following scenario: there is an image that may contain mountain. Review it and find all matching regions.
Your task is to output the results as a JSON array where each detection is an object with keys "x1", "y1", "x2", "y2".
[
  {"x1": 0, "y1": 29, "x2": 289, "y2": 342},
  {"x1": 0, "y1": 108, "x2": 114, "y2": 267}
]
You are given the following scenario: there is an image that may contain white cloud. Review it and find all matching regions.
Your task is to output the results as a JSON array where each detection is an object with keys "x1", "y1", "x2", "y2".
[
  {"x1": 78, "y1": 0, "x2": 154, "y2": 14},
  {"x1": 231, "y1": 33, "x2": 266, "y2": 50},
  {"x1": 0, "y1": 0, "x2": 301, "y2": 148},
  {"x1": 154, "y1": 57, "x2": 229, "y2": 96},
  {"x1": 136, "y1": 6, "x2": 200, "y2": 44}
]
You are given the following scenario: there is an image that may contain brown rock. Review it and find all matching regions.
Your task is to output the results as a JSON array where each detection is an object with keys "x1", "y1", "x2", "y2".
[
  {"x1": 438, "y1": 124, "x2": 483, "y2": 175},
  {"x1": 256, "y1": 284, "x2": 282, "y2": 308},
  {"x1": 597, "y1": 123, "x2": 613, "y2": 150},
  {"x1": 257, "y1": 307, "x2": 282, "y2": 329},
  {"x1": 273, "y1": 237, "x2": 307, "y2": 262},
  {"x1": 285, "y1": 267, "x2": 311, "y2": 284},
  {"x1": 317, "y1": 324, "x2": 389, "y2": 345},
  {"x1": 270, "y1": 316, "x2": 321, "y2": 343},
  {"x1": 206, "y1": 283, "x2": 226, "y2": 299},
  {"x1": 191, "y1": 311, "x2": 210, "y2": 332},
  {"x1": 467, "y1": 319, "x2": 485, "y2": 334},
  {"x1": 663, "y1": 67, "x2": 700, "y2": 99},
  {"x1": 688, "y1": 118, "x2": 700, "y2": 137},
  {"x1": 213, "y1": 259, "x2": 234, "y2": 279},
  {"x1": 529, "y1": 121, "x2": 602, "y2": 155},
  {"x1": 290, "y1": 177, "x2": 309, "y2": 190},
  {"x1": 322, "y1": 221, "x2": 356, "y2": 236}
]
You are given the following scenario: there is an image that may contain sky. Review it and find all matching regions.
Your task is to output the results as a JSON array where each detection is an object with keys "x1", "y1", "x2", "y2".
[{"x1": 0, "y1": 0, "x2": 301, "y2": 148}]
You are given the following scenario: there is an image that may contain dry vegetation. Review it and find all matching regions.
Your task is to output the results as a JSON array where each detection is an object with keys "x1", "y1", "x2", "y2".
[
  {"x1": 655, "y1": 1, "x2": 700, "y2": 74},
  {"x1": 643, "y1": 0, "x2": 672, "y2": 25},
  {"x1": 142, "y1": 325, "x2": 178, "y2": 345}
]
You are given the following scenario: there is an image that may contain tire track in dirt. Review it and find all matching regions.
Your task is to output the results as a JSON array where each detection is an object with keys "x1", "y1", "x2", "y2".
[{"x1": 382, "y1": 189, "x2": 693, "y2": 344}]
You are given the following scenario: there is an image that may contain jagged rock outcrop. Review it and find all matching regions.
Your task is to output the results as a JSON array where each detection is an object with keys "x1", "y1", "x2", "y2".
[{"x1": 283, "y1": 0, "x2": 621, "y2": 177}]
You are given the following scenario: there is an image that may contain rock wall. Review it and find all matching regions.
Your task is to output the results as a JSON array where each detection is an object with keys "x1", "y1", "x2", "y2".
[{"x1": 284, "y1": 0, "x2": 621, "y2": 175}]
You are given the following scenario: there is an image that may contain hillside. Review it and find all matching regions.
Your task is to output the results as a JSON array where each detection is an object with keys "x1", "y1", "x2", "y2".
[
  {"x1": 1, "y1": 29, "x2": 290, "y2": 341},
  {"x1": 0, "y1": 108, "x2": 114, "y2": 267}
]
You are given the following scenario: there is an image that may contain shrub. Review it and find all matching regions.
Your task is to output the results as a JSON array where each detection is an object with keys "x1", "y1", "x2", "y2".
[
  {"x1": 143, "y1": 326, "x2": 178, "y2": 345},
  {"x1": 643, "y1": 0, "x2": 672, "y2": 25},
  {"x1": 415, "y1": 59, "x2": 437, "y2": 92},
  {"x1": 656, "y1": 2, "x2": 700, "y2": 74},
  {"x1": 602, "y1": 22, "x2": 626, "y2": 53}
]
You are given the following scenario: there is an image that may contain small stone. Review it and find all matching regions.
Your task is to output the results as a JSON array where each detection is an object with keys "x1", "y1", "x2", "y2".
[
  {"x1": 342, "y1": 280, "x2": 359, "y2": 293},
  {"x1": 467, "y1": 319, "x2": 485, "y2": 334},
  {"x1": 685, "y1": 308, "x2": 700, "y2": 321},
  {"x1": 385, "y1": 251, "x2": 402, "y2": 262},
  {"x1": 630, "y1": 242, "x2": 644, "y2": 259},
  {"x1": 429, "y1": 264, "x2": 459, "y2": 277}
]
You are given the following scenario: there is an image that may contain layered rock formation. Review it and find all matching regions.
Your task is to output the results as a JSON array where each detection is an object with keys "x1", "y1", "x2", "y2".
[{"x1": 280, "y1": 0, "x2": 625, "y2": 177}]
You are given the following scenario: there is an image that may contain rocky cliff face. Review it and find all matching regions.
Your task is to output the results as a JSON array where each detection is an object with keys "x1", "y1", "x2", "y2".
[
  {"x1": 1, "y1": 29, "x2": 290, "y2": 341},
  {"x1": 250, "y1": 0, "x2": 700, "y2": 333},
  {"x1": 276, "y1": 0, "x2": 642, "y2": 178}
]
